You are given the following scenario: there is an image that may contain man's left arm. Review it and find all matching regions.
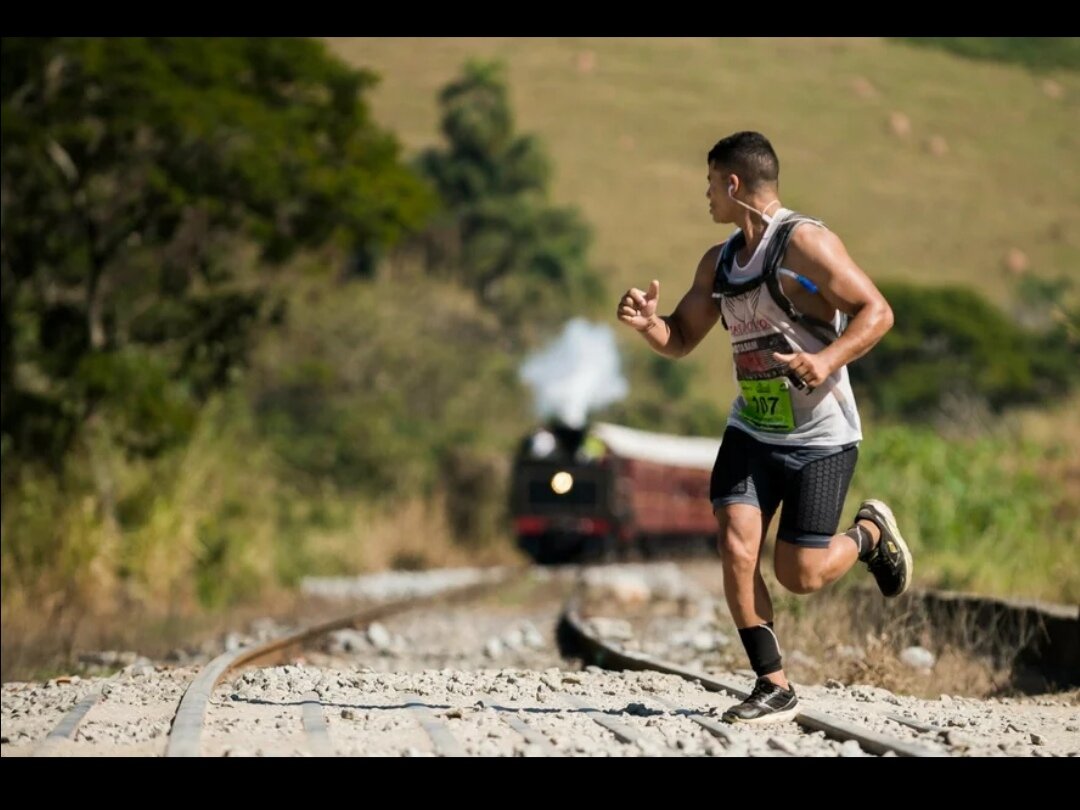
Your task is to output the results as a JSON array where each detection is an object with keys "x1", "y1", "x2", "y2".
[{"x1": 773, "y1": 226, "x2": 894, "y2": 388}]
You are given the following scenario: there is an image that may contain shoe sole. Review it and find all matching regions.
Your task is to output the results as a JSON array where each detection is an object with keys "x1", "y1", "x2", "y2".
[
  {"x1": 859, "y1": 498, "x2": 913, "y2": 597},
  {"x1": 721, "y1": 703, "x2": 800, "y2": 725}
]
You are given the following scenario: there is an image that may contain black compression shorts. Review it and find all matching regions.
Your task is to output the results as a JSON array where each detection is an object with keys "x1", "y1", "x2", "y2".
[{"x1": 709, "y1": 425, "x2": 859, "y2": 548}]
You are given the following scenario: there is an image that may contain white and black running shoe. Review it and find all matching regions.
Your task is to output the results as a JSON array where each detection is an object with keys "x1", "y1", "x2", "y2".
[
  {"x1": 721, "y1": 677, "x2": 800, "y2": 725},
  {"x1": 857, "y1": 499, "x2": 914, "y2": 598}
]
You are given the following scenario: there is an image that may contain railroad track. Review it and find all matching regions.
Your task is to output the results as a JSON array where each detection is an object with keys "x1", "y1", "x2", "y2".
[
  {"x1": 29, "y1": 571, "x2": 522, "y2": 757},
  {"x1": 555, "y1": 592, "x2": 947, "y2": 757},
  {"x1": 21, "y1": 570, "x2": 991, "y2": 756}
]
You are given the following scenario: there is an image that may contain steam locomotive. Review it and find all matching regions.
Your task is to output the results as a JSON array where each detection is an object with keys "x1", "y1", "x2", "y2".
[{"x1": 509, "y1": 421, "x2": 722, "y2": 564}]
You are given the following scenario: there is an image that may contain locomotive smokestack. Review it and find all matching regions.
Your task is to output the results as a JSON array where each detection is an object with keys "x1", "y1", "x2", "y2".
[{"x1": 548, "y1": 419, "x2": 588, "y2": 459}]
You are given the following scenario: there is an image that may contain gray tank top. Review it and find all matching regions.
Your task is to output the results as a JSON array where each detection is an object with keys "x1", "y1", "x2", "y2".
[{"x1": 716, "y1": 208, "x2": 862, "y2": 447}]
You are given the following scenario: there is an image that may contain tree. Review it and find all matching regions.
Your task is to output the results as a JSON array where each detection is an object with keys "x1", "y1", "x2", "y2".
[
  {"x1": 849, "y1": 282, "x2": 1078, "y2": 420},
  {"x1": 1, "y1": 37, "x2": 433, "y2": 470},
  {"x1": 415, "y1": 60, "x2": 604, "y2": 339}
]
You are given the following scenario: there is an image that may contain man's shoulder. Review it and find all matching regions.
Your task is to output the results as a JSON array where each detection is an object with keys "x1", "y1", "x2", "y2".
[
  {"x1": 778, "y1": 209, "x2": 827, "y2": 237},
  {"x1": 785, "y1": 216, "x2": 841, "y2": 260}
]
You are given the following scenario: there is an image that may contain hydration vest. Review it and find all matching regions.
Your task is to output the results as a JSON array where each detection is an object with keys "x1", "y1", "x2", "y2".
[{"x1": 711, "y1": 212, "x2": 848, "y2": 347}]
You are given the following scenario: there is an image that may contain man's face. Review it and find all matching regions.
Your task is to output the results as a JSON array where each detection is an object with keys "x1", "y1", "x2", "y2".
[{"x1": 706, "y1": 163, "x2": 734, "y2": 224}]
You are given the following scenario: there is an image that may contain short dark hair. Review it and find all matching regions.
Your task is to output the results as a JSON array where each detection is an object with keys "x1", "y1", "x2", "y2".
[{"x1": 707, "y1": 131, "x2": 779, "y2": 190}]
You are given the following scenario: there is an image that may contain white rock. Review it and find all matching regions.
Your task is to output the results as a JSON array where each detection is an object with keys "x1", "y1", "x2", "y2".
[
  {"x1": 899, "y1": 646, "x2": 936, "y2": 671},
  {"x1": 366, "y1": 622, "x2": 392, "y2": 651}
]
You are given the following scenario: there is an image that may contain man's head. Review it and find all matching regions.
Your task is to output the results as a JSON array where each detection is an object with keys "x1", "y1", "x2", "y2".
[
  {"x1": 706, "y1": 131, "x2": 780, "y2": 223},
  {"x1": 708, "y1": 131, "x2": 779, "y2": 190}
]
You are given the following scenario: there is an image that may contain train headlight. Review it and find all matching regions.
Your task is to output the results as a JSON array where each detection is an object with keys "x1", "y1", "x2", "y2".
[{"x1": 551, "y1": 471, "x2": 574, "y2": 495}]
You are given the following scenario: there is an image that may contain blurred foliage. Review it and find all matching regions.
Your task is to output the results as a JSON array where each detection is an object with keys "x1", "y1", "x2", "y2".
[
  {"x1": 603, "y1": 353, "x2": 729, "y2": 437},
  {"x1": 894, "y1": 37, "x2": 1080, "y2": 72},
  {"x1": 249, "y1": 276, "x2": 529, "y2": 505},
  {"x1": 850, "y1": 281, "x2": 1079, "y2": 420},
  {"x1": 1, "y1": 37, "x2": 432, "y2": 472},
  {"x1": 412, "y1": 60, "x2": 606, "y2": 344},
  {"x1": 1012, "y1": 273, "x2": 1080, "y2": 341},
  {"x1": 440, "y1": 446, "x2": 513, "y2": 549},
  {"x1": 850, "y1": 421, "x2": 1079, "y2": 604}
]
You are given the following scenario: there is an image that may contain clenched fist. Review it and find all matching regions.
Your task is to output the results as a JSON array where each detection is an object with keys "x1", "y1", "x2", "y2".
[
  {"x1": 617, "y1": 279, "x2": 661, "y2": 332},
  {"x1": 772, "y1": 350, "x2": 834, "y2": 389}
]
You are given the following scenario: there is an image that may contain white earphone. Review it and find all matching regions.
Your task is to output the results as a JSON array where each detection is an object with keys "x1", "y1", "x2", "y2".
[{"x1": 728, "y1": 178, "x2": 776, "y2": 224}]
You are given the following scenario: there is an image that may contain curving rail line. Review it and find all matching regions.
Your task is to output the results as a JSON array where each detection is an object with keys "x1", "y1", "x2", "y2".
[
  {"x1": 29, "y1": 569, "x2": 998, "y2": 756},
  {"x1": 556, "y1": 592, "x2": 946, "y2": 757},
  {"x1": 162, "y1": 571, "x2": 524, "y2": 757}
]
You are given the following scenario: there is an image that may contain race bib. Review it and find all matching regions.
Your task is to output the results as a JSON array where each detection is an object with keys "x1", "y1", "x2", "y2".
[
  {"x1": 738, "y1": 377, "x2": 795, "y2": 432},
  {"x1": 732, "y1": 332, "x2": 802, "y2": 432}
]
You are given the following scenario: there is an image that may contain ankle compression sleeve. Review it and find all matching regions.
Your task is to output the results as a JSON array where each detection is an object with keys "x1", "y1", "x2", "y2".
[
  {"x1": 845, "y1": 523, "x2": 874, "y2": 561},
  {"x1": 737, "y1": 623, "x2": 783, "y2": 677}
]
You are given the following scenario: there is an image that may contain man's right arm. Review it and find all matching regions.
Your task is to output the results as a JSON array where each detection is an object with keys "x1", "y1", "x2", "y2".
[{"x1": 630, "y1": 245, "x2": 723, "y2": 359}]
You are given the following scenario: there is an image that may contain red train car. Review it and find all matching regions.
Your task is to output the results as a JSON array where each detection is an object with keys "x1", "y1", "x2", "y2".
[{"x1": 510, "y1": 421, "x2": 721, "y2": 564}]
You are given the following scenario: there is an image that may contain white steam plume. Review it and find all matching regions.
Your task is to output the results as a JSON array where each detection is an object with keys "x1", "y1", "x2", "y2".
[{"x1": 519, "y1": 318, "x2": 629, "y2": 429}]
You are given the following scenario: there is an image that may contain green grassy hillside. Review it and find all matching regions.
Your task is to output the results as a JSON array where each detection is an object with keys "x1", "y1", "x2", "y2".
[
  {"x1": 328, "y1": 37, "x2": 1078, "y2": 300},
  {"x1": 327, "y1": 37, "x2": 1079, "y2": 404}
]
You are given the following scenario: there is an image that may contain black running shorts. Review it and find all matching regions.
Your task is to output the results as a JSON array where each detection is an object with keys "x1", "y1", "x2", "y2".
[{"x1": 710, "y1": 425, "x2": 859, "y2": 548}]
